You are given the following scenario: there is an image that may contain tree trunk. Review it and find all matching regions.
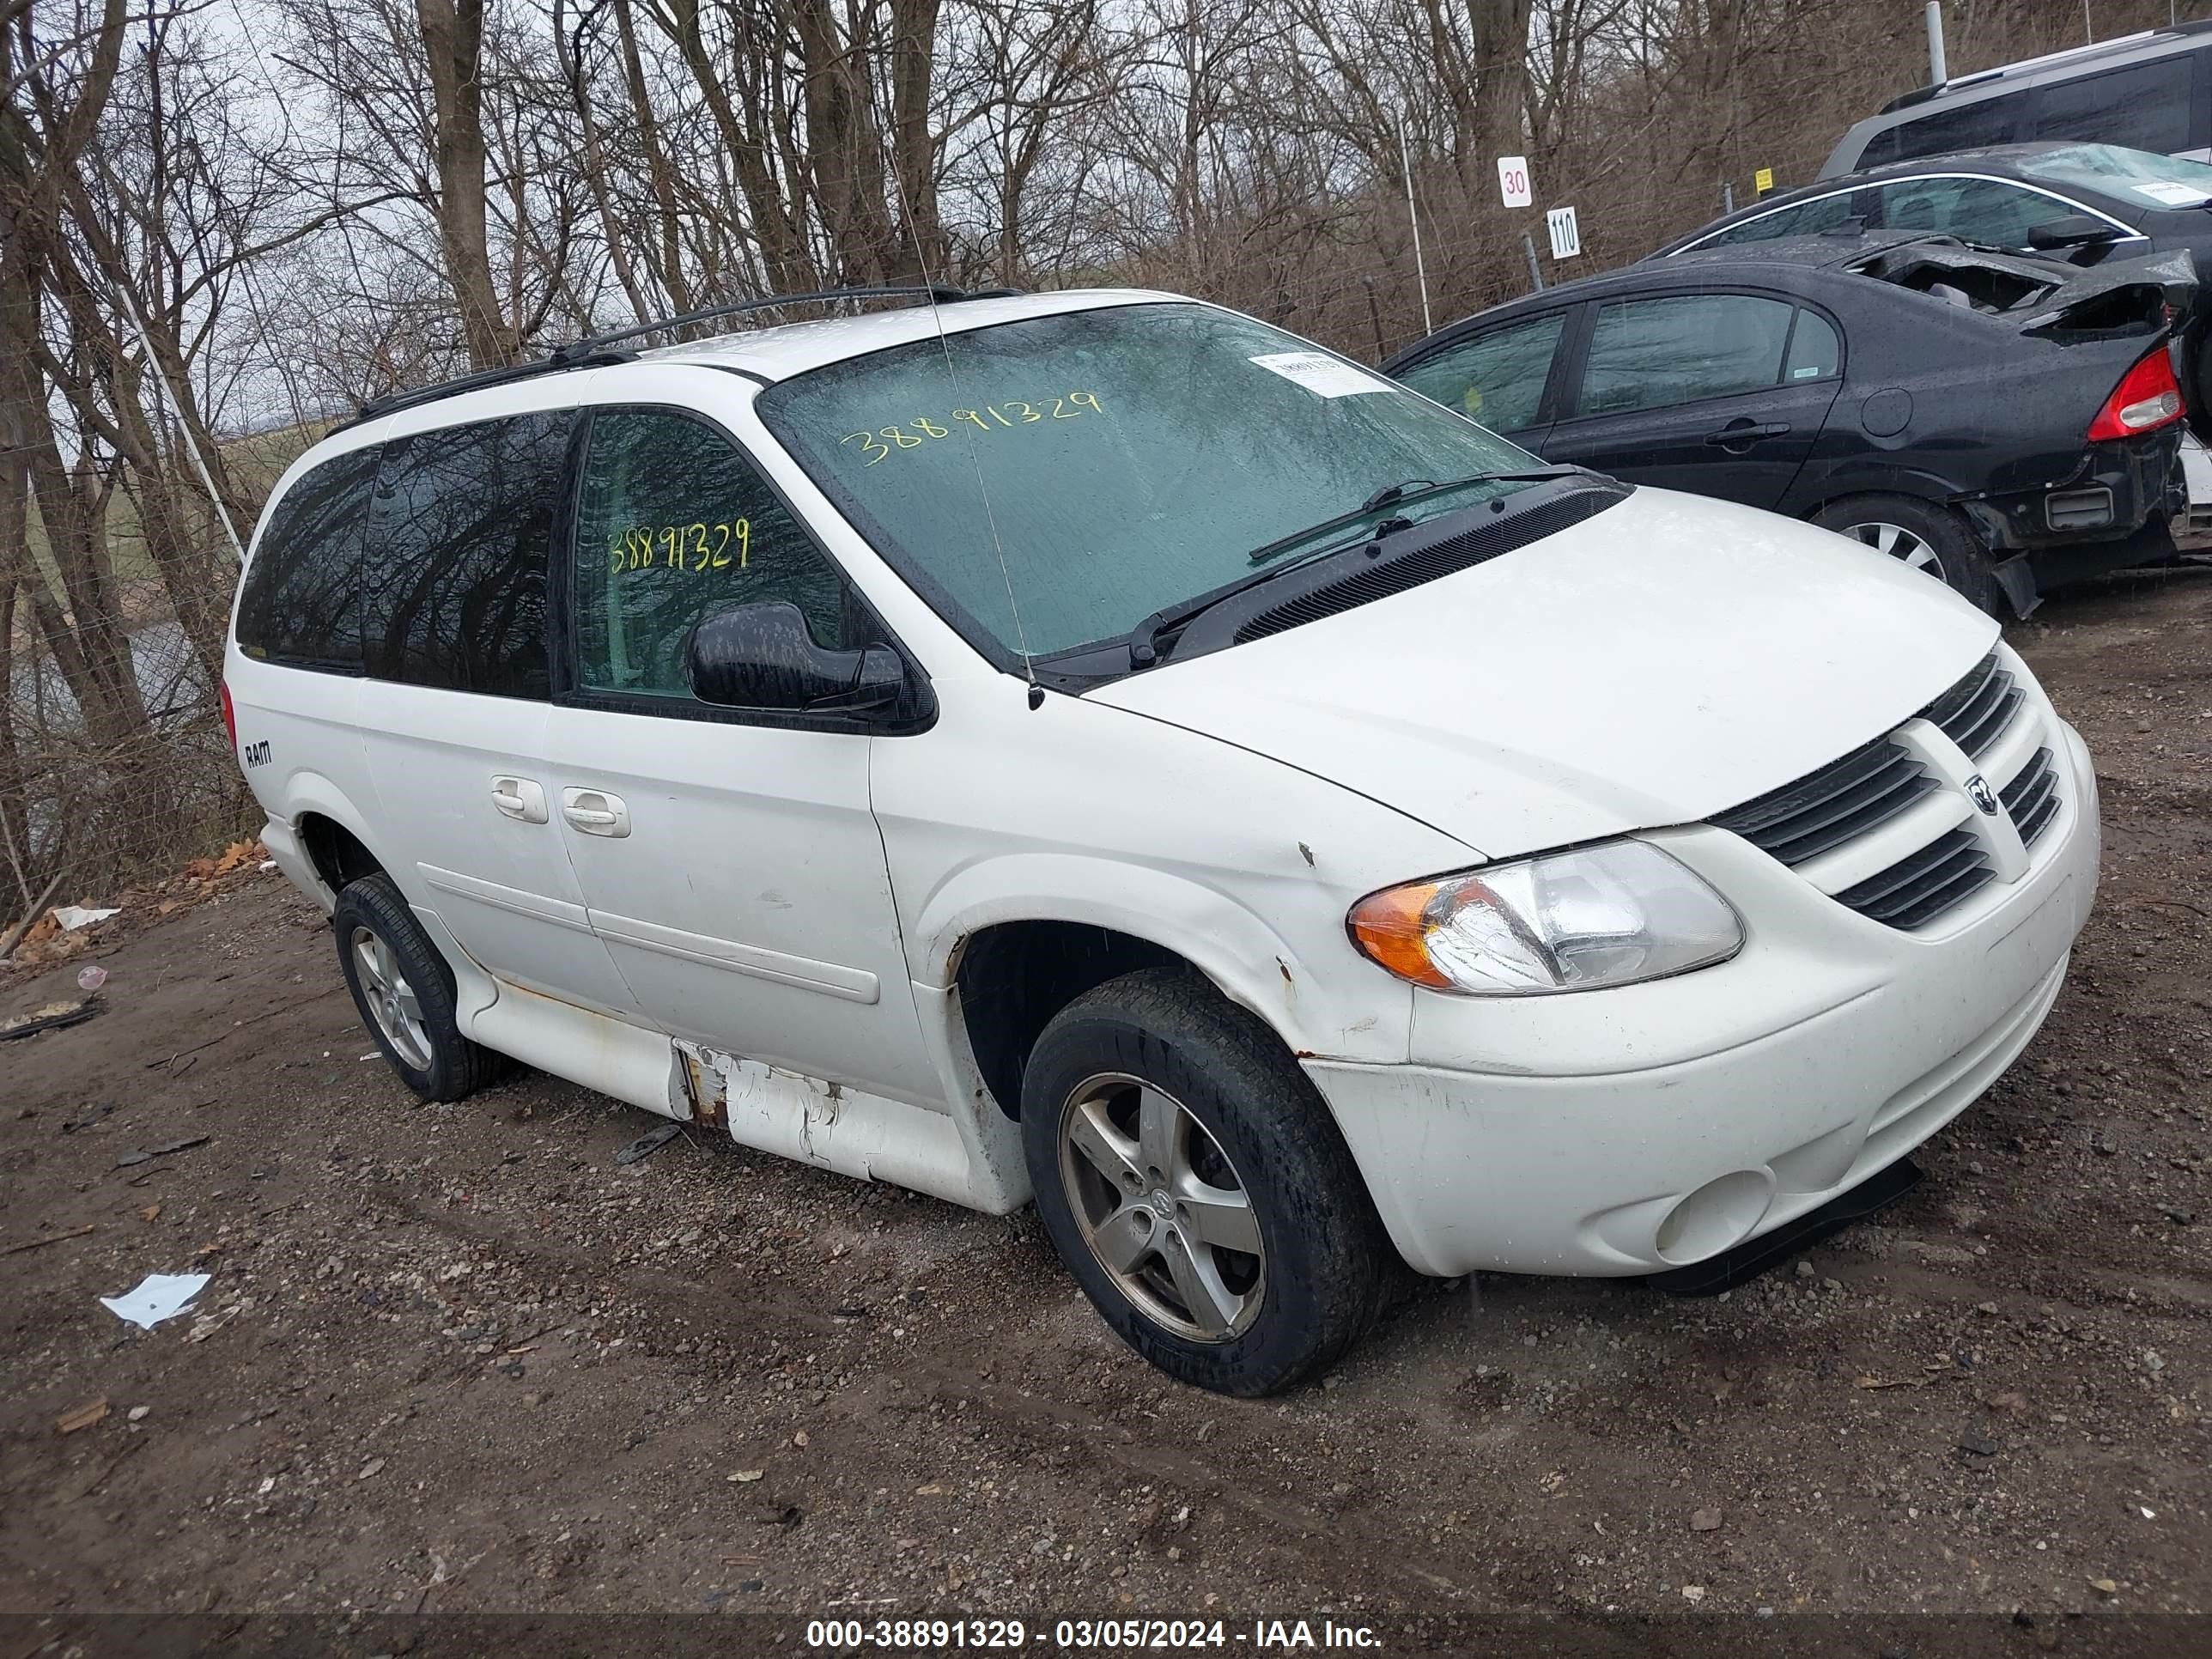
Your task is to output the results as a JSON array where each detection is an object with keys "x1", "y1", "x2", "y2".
[{"x1": 416, "y1": 0, "x2": 513, "y2": 367}]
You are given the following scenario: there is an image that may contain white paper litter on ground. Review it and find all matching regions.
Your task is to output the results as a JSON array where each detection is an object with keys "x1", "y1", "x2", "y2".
[
  {"x1": 1248, "y1": 351, "x2": 1387, "y2": 398},
  {"x1": 100, "y1": 1272, "x2": 211, "y2": 1329},
  {"x1": 52, "y1": 905, "x2": 120, "y2": 930}
]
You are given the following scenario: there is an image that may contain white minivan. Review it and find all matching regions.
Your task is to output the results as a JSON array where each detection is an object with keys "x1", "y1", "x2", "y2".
[{"x1": 228, "y1": 289, "x2": 2099, "y2": 1395}]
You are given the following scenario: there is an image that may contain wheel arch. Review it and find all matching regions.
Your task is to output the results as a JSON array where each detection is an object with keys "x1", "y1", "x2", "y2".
[
  {"x1": 921, "y1": 859, "x2": 1327, "y2": 1122},
  {"x1": 277, "y1": 776, "x2": 386, "y2": 902}
]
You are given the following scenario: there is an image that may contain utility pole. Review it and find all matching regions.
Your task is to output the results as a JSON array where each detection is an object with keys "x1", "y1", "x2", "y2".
[
  {"x1": 1925, "y1": 1, "x2": 1948, "y2": 84},
  {"x1": 1398, "y1": 115, "x2": 1431, "y2": 336}
]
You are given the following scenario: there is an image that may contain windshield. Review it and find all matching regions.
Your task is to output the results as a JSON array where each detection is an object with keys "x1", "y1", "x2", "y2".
[
  {"x1": 756, "y1": 301, "x2": 1542, "y2": 660},
  {"x1": 2015, "y1": 143, "x2": 2212, "y2": 206}
]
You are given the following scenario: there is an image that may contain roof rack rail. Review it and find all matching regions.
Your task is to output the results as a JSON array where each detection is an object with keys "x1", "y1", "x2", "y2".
[
  {"x1": 550, "y1": 283, "x2": 1016, "y2": 363},
  {"x1": 349, "y1": 349, "x2": 636, "y2": 424},
  {"x1": 349, "y1": 283, "x2": 1024, "y2": 425},
  {"x1": 1880, "y1": 26, "x2": 2166, "y2": 112}
]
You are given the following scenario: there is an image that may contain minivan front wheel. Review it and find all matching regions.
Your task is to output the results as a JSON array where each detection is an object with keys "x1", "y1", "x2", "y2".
[
  {"x1": 1020, "y1": 968, "x2": 1388, "y2": 1395},
  {"x1": 1814, "y1": 493, "x2": 2002, "y2": 615},
  {"x1": 333, "y1": 872, "x2": 505, "y2": 1103}
]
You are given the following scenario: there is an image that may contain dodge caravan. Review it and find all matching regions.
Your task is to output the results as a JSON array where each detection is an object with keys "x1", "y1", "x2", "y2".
[{"x1": 228, "y1": 289, "x2": 2100, "y2": 1395}]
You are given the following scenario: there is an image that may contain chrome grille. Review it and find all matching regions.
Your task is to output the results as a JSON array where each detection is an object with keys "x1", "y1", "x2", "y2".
[{"x1": 1711, "y1": 650, "x2": 2063, "y2": 933}]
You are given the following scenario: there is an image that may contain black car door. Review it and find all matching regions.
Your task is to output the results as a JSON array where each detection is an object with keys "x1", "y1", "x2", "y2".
[{"x1": 1538, "y1": 291, "x2": 1845, "y2": 508}]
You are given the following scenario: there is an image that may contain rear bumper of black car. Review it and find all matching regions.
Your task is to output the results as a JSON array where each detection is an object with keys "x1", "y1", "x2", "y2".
[{"x1": 1964, "y1": 425, "x2": 2188, "y2": 577}]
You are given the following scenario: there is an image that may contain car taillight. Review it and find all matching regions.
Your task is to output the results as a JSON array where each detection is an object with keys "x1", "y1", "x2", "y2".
[
  {"x1": 2088, "y1": 348, "x2": 2185, "y2": 441},
  {"x1": 220, "y1": 679, "x2": 238, "y2": 753}
]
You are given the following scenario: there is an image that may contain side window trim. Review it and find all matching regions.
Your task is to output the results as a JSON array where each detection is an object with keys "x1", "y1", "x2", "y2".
[
  {"x1": 1674, "y1": 185, "x2": 1858, "y2": 254},
  {"x1": 557, "y1": 399, "x2": 934, "y2": 735},
  {"x1": 1868, "y1": 172, "x2": 2142, "y2": 243},
  {"x1": 1681, "y1": 173, "x2": 2140, "y2": 254}
]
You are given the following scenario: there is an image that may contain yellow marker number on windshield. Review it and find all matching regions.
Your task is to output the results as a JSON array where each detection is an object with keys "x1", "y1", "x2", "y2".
[
  {"x1": 608, "y1": 519, "x2": 750, "y2": 574},
  {"x1": 842, "y1": 392, "x2": 1103, "y2": 463}
]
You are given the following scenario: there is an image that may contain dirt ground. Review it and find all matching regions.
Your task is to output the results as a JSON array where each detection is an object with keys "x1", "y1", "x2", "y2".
[{"x1": 3, "y1": 569, "x2": 2211, "y2": 1646}]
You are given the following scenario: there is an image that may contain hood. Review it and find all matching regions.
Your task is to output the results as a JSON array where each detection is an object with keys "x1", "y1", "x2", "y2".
[{"x1": 1090, "y1": 488, "x2": 1998, "y2": 858}]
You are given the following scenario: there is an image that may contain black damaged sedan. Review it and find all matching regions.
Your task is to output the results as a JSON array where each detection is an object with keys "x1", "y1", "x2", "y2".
[{"x1": 1381, "y1": 234, "x2": 2194, "y2": 615}]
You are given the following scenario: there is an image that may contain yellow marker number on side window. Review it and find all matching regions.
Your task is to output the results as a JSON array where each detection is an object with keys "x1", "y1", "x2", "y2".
[{"x1": 608, "y1": 520, "x2": 750, "y2": 574}]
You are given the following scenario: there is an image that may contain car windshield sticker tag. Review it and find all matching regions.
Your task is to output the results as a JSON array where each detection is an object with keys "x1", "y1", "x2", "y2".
[
  {"x1": 1248, "y1": 352, "x2": 1388, "y2": 398},
  {"x1": 2134, "y1": 179, "x2": 2210, "y2": 206}
]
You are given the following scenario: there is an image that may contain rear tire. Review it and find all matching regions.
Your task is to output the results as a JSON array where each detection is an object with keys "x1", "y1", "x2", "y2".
[
  {"x1": 333, "y1": 872, "x2": 505, "y2": 1103},
  {"x1": 1814, "y1": 493, "x2": 2004, "y2": 616},
  {"x1": 1020, "y1": 968, "x2": 1389, "y2": 1396}
]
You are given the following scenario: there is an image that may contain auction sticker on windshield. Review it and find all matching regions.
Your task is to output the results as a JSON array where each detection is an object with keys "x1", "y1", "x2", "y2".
[
  {"x1": 1249, "y1": 351, "x2": 1388, "y2": 398},
  {"x1": 2134, "y1": 179, "x2": 2212, "y2": 206}
]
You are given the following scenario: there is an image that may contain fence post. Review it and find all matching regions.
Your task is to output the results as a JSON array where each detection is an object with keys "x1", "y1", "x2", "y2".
[{"x1": 1522, "y1": 232, "x2": 1544, "y2": 293}]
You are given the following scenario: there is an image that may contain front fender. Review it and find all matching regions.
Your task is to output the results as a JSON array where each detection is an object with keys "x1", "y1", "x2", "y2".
[{"x1": 913, "y1": 853, "x2": 1362, "y2": 1060}]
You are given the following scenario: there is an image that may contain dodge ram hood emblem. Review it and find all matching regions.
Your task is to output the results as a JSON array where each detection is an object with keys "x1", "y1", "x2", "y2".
[{"x1": 1966, "y1": 773, "x2": 1999, "y2": 815}]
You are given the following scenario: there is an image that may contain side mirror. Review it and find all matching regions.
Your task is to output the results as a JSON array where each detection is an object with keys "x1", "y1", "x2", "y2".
[
  {"x1": 685, "y1": 600, "x2": 905, "y2": 715},
  {"x1": 2028, "y1": 214, "x2": 2124, "y2": 251}
]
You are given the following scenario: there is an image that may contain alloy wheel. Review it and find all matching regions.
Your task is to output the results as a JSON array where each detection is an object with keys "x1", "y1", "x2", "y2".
[
  {"x1": 1056, "y1": 1072, "x2": 1267, "y2": 1341},
  {"x1": 350, "y1": 925, "x2": 432, "y2": 1070}
]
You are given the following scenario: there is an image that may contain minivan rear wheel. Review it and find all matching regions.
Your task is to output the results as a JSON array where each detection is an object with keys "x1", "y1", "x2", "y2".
[
  {"x1": 1020, "y1": 968, "x2": 1389, "y2": 1395},
  {"x1": 1814, "y1": 493, "x2": 2002, "y2": 615},
  {"x1": 333, "y1": 872, "x2": 506, "y2": 1103}
]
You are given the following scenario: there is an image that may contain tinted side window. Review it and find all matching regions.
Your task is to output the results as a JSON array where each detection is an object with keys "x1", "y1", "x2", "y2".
[
  {"x1": 2033, "y1": 58, "x2": 2193, "y2": 154},
  {"x1": 234, "y1": 447, "x2": 377, "y2": 670},
  {"x1": 1694, "y1": 189, "x2": 1863, "y2": 249},
  {"x1": 1874, "y1": 176, "x2": 2081, "y2": 246},
  {"x1": 1864, "y1": 90, "x2": 2031, "y2": 166},
  {"x1": 573, "y1": 409, "x2": 851, "y2": 700},
  {"x1": 362, "y1": 412, "x2": 570, "y2": 699},
  {"x1": 1398, "y1": 313, "x2": 1565, "y2": 433},
  {"x1": 1576, "y1": 295, "x2": 1795, "y2": 416}
]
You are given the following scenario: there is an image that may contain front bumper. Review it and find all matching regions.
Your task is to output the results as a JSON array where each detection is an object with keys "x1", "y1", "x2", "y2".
[{"x1": 1308, "y1": 717, "x2": 2100, "y2": 1279}]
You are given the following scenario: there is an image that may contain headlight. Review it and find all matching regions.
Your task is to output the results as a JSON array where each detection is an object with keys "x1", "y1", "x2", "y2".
[{"x1": 1346, "y1": 840, "x2": 1743, "y2": 996}]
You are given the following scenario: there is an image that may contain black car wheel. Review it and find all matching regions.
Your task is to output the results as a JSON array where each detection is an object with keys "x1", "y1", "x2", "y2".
[
  {"x1": 1814, "y1": 493, "x2": 2003, "y2": 616},
  {"x1": 1020, "y1": 968, "x2": 1390, "y2": 1396},
  {"x1": 334, "y1": 872, "x2": 507, "y2": 1103}
]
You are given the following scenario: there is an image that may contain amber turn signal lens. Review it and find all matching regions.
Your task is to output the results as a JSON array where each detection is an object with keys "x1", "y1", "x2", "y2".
[{"x1": 1346, "y1": 881, "x2": 1455, "y2": 989}]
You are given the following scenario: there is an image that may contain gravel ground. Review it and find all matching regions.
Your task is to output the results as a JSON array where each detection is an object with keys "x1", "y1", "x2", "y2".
[{"x1": 3, "y1": 569, "x2": 2209, "y2": 1644}]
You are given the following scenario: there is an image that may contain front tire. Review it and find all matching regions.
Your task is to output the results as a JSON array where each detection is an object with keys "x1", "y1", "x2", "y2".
[
  {"x1": 333, "y1": 872, "x2": 504, "y2": 1103},
  {"x1": 1020, "y1": 968, "x2": 1389, "y2": 1396},
  {"x1": 1814, "y1": 492, "x2": 2003, "y2": 615}
]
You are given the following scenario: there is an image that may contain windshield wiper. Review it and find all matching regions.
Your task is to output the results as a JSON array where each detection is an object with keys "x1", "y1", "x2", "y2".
[
  {"x1": 1243, "y1": 466, "x2": 1593, "y2": 566},
  {"x1": 1127, "y1": 466, "x2": 1599, "y2": 669},
  {"x1": 1127, "y1": 543, "x2": 1351, "y2": 667}
]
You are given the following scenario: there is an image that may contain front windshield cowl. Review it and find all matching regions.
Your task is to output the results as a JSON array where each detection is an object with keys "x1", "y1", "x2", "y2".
[{"x1": 754, "y1": 300, "x2": 1557, "y2": 673}]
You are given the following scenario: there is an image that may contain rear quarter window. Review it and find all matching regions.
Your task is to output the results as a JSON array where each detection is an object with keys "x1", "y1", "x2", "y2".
[{"x1": 234, "y1": 447, "x2": 377, "y2": 671}]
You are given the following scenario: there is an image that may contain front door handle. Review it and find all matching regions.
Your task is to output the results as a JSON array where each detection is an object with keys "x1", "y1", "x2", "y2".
[
  {"x1": 1705, "y1": 419, "x2": 1792, "y2": 448},
  {"x1": 560, "y1": 787, "x2": 631, "y2": 837},
  {"x1": 490, "y1": 775, "x2": 548, "y2": 823}
]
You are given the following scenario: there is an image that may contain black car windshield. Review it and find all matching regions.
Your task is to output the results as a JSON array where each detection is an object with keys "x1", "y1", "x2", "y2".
[
  {"x1": 2014, "y1": 143, "x2": 2212, "y2": 207},
  {"x1": 756, "y1": 301, "x2": 1542, "y2": 659}
]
